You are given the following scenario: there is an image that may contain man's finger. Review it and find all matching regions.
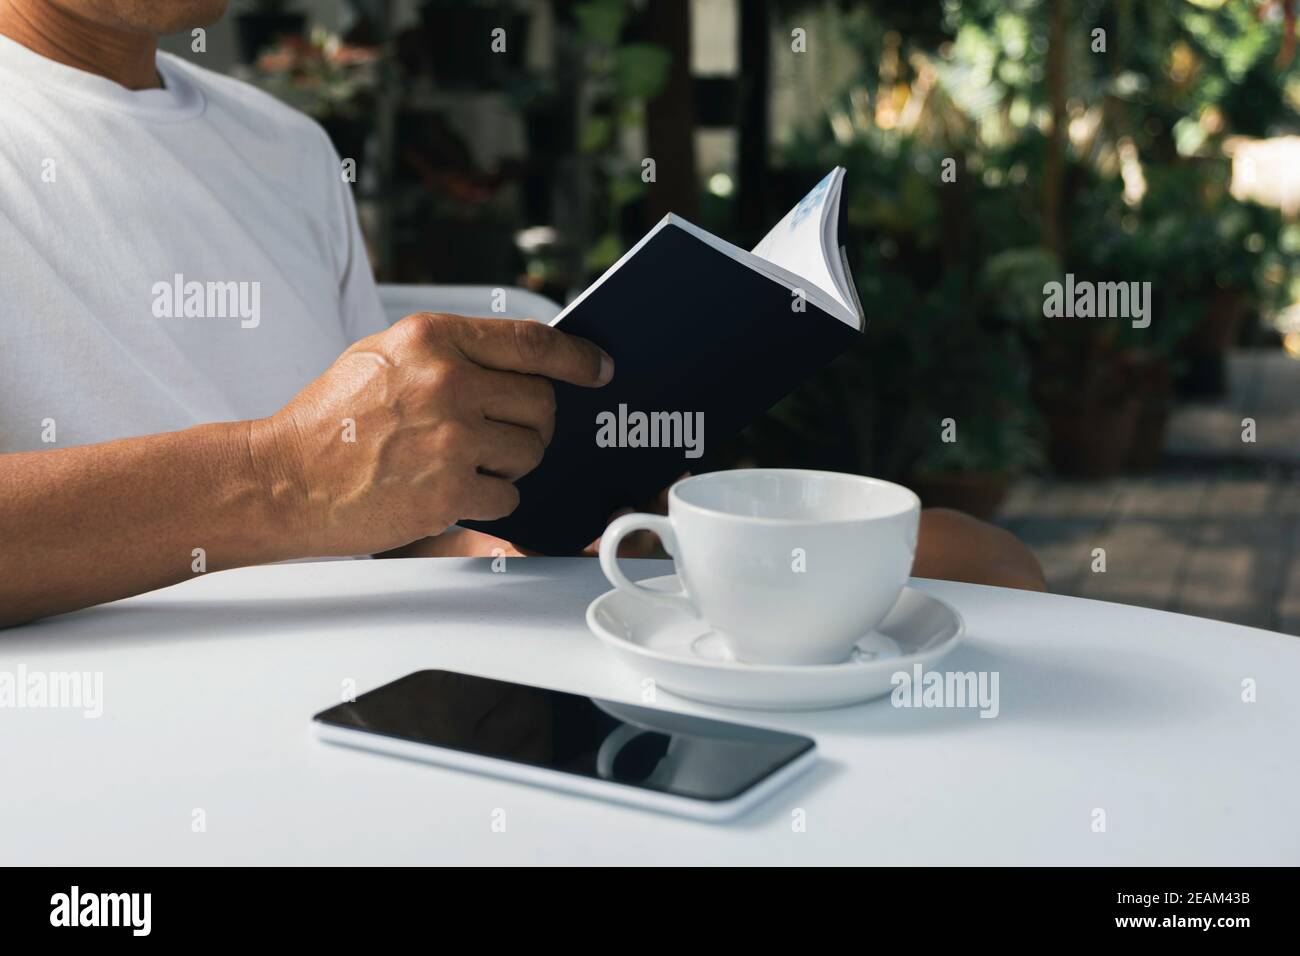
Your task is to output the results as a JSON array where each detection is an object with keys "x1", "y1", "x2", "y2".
[
  {"x1": 476, "y1": 420, "x2": 546, "y2": 481},
  {"x1": 458, "y1": 474, "x2": 521, "y2": 521},
  {"x1": 477, "y1": 370, "x2": 557, "y2": 446},
  {"x1": 451, "y1": 317, "x2": 613, "y2": 388}
]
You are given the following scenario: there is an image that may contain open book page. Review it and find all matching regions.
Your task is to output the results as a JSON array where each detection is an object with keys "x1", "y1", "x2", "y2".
[
  {"x1": 750, "y1": 167, "x2": 858, "y2": 325},
  {"x1": 551, "y1": 212, "x2": 856, "y2": 329},
  {"x1": 550, "y1": 167, "x2": 860, "y2": 331}
]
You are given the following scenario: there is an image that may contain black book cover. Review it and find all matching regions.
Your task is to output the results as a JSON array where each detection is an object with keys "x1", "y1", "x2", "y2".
[{"x1": 461, "y1": 222, "x2": 861, "y2": 553}]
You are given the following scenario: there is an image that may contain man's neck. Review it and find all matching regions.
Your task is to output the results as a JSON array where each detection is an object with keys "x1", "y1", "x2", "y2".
[{"x1": 0, "y1": 0, "x2": 160, "y2": 90}]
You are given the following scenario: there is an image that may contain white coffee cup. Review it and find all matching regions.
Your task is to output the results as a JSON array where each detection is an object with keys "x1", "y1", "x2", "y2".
[{"x1": 599, "y1": 469, "x2": 920, "y2": 665}]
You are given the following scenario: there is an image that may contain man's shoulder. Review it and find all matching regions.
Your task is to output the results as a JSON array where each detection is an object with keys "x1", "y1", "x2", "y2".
[{"x1": 159, "y1": 52, "x2": 335, "y2": 154}]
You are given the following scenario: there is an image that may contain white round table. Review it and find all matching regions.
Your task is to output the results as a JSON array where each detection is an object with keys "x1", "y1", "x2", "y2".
[{"x1": 2, "y1": 557, "x2": 1296, "y2": 865}]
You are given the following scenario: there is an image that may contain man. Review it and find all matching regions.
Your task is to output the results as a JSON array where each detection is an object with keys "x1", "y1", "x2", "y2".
[{"x1": 0, "y1": 0, "x2": 1045, "y2": 629}]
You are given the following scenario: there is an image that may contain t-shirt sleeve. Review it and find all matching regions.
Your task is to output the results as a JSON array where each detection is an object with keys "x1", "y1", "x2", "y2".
[
  {"x1": 319, "y1": 129, "x2": 389, "y2": 343},
  {"x1": 338, "y1": 180, "x2": 390, "y2": 343}
]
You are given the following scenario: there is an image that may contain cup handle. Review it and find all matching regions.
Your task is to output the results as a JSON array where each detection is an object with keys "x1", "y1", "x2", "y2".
[{"x1": 598, "y1": 513, "x2": 696, "y2": 616}]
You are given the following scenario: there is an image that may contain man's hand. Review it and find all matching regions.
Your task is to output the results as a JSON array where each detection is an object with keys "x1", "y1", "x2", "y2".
[
  {"x1": 401, "y1": 497, "x2": 1047, "y2": 594},
  {"x1": 0, "y1": 312, "x2": 612, "y2": 626},
  {"x1": 391, "y1": 475, "x2": 686, "y2": 560},
  {"x1": 579, "y1": 476, "x2": 682, "y2": 557},
  {"x1": 250, "y1": 312, "x2": 612, "y2": 558}
]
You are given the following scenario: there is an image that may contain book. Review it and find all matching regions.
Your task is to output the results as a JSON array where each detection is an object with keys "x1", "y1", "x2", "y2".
[{"x1": 462, "y1": 167, "x2": 864, "y2": 554}]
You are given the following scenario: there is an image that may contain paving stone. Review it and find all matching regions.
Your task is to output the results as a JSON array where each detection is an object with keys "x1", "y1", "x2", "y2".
[
  {"x1": 1113, "y1": 477, "x2": 1209, "y2": 521},
  {"x1": 992, "y1": 349, "x2": 1300, "y2": 636},
  {"x1": 997, "y1": 478, "x2": 1040, "y2": 520},
  {"x1": 1173, "y1": 518, "x2": 1286, "y2": 631},
  {"x1": 1000, "y1": 516, "x2": 1102, "y2": 595},
  {"x1": 1020, "y1": 479, "x2": 1124, "y2": 520},
  {"x1": 1166, "y1": 406, "x2": 1247, "y2": 458},
  {"x1": 1167, "y1": 350, "x2": 1300, "y2": 463},
  {"x1": 1276, "y1": 558, "x2": 1300, "y2": 636},
  {"x1": 1075, "y1": 519, "x2": 1194, "y2": 610},
  {"x1": 1199, "y1": 479, "x2": 1275, "y2": 518}
]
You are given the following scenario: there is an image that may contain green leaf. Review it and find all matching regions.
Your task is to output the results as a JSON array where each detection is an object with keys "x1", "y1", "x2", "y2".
[
  {"x1": 617, "y1": 102, "x2": 644, "y2": 128},
  {"x1": 609, "y1": 174, "x2": 647, "y2": 206},
  {"x1": 579, "y1": 116, "x2": 613, "y2": 152},
  {"x1": 584, "y1": 233, "x2": 624, "y2": 271},
  {"x1": 574, "y1": 0, "x2": 626, "y2": 47},
  {"x1": 615, "y1": 44, "x2": 671, "y2": 101}
]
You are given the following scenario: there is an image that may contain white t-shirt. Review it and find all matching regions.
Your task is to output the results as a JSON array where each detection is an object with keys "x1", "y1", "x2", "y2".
[{"x1": 0, "y1": 34, "x2": 389, "y2": 455}]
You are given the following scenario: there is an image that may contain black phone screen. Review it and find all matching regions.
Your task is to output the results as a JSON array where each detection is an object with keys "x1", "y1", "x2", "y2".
[{"x1": 313, "y1": 670, "x2": 814, "y2": 802}]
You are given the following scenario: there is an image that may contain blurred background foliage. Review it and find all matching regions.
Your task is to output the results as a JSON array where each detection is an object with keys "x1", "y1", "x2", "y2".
[
  {"x1": 217, "y1": 0, "x2": 1300, "y2": 516},
  {"x1": 717, "y1": 0, "x2": 1300, "y2": 512}
]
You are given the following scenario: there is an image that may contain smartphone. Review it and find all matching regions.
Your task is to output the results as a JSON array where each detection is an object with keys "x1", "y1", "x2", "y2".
[{"x1": 313, "y1": 670, "x2": 816, "y2": 821}]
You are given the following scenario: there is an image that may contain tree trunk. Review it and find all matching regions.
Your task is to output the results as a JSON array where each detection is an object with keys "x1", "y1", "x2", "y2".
[
  {"x1": 644, "y1": 0, "x2": 698, "y2": 225},
  {"x1": 1043, "y1": 0, "x2": 1069, "y2": 262},
  {"x1": 737, "y1": 0, "x2": 772, "y2": 237}
]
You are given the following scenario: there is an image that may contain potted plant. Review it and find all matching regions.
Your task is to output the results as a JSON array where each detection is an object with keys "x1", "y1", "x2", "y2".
[
  {"x1": 1136, "y1": 162, "x2": 1281, "y2": 399},
  {"x1": 1084, "y1": 211, "x2": 1199, "y2": 472},
  {"x1": 1032, "y1": 334, "x2": 1144, "y2": 478},
  {"x1": 245, "y1": 29, "x2": 381, "y2": 177},
  {"x1": 896, "y1": 252, "x2": 1043, "y2": 516},
  {"x1": 1026, "y1": 254, "x2": 1145, "y2": 478},
  {"x1": 1022, "y1": 160, "x2": 1186, "y2": 478},
  {"x1": 909, "y1": 420, "x2": 1040, "y2": 519},
  {"x1": 1178, "y1": 202, "x2": 1274, "y2": 398}
]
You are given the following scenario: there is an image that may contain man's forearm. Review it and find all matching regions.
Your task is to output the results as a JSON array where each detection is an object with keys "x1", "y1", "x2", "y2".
[
  {"x1": 0, "y1": 313, "x2": 615, "y2": 626},
  {"x1": 0, "y1": 421, "x2": 297, "y2": 627},
  {"x1": 402, "y1": 507, "x2": 1046, "y2": 592},
  {"x1": 914, "y1": 507, "x2": 1047, "y2": 592}
]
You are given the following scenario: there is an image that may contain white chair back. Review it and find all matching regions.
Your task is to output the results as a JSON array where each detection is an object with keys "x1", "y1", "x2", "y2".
[{"x1": 376, "y1": 284, "x2": 563, "y2": 328}]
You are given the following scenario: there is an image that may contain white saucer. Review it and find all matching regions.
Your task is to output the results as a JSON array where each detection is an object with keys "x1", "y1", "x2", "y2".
[{"x1": 586, "y1": 575, "x2": 964, "y2": 711}]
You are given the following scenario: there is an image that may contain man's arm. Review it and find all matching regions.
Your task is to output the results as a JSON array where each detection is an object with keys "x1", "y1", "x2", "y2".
[
  {"x1": 0, "y1": 422, "x2": 295, "y2": 627},
  {"x1": 406, "y1": 505, "x2": 1047, "y2": 592},
  {"x1": 0, "y1": 313, "x2": 613, "y2": 628},
  {"x1": 913, "y1": 507, "x2": 1046, "y2": 591}
]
